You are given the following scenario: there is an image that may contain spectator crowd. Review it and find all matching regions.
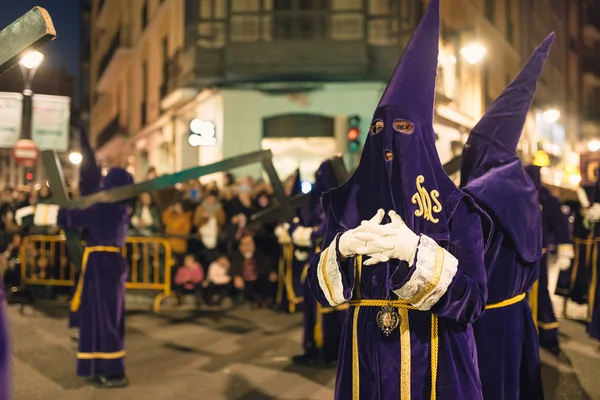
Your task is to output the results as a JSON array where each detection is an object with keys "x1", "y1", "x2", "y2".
[{"x1": 0, "y1": 166, "x2": 300, "y2": 309}]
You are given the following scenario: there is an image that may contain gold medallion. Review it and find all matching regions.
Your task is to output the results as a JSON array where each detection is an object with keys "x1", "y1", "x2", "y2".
[{"x1": 376, "y1": 305, "x2": 399, "y2": 335}]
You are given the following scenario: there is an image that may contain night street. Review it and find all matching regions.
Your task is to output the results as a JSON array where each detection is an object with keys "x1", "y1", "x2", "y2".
[{"x1": 6, "y1": 299, "x2": 600, "y2": 400}]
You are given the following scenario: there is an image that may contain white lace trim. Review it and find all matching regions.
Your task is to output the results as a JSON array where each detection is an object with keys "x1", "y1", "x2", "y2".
[
  {"x1": 316, "y1": 236, "x2": 345, "y2": 306},
  {"x1": 33, "y1": 204, "x2": 59, "y2": 227},
  {"x1": 292, "y1": 226, "x2": 313, "y2": 247},
  {"x1": 393, "y1": 235, "x2": 458, "y2": 311},
  {"x1": 294, "y1": 249, "x2": 309, "y2": 262},
  {"x1": 15, "y1": 206, "x2": 34, "y2": 226}
]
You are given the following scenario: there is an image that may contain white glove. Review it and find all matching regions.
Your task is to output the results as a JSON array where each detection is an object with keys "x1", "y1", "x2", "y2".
[
  {"x1": 583, "y1": 203, "x2": 600, "y2": 229},
  {"x1": 338, "y1": 209, "x2": 390, "y2": 265},
  {"x1": 555, "y1": 256, "x2": 572, "y2": 271},
  {"x1": 274, "y1": 223, "x2": 291, "y2": 244},
  {"x1": 294, "y1": 249, "x2": 309, "y2": 262},
  {"x1": 15, "y1": 206, "x2": 35, "y2": 226},
  {"x1": 355, "y1": 210, "x2": 420, "y2": 266},
  {"x1": 292, "y1": 226, "x2": 313, "y2": 247},
  {"x1": 33, "y1": 204, "x2": 60, "y2": 226}
]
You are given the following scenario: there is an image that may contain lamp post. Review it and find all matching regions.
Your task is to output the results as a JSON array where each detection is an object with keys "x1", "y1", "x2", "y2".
[
  {"x1": 18, "y1": 51, "x2": 44, "y2": 184},
  {"x1": 460, "y1": 44, "x2": 487, "y2": 65}
]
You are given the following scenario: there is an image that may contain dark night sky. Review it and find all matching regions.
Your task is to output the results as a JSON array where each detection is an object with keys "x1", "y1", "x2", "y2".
[{"x1": 0, "y1": 0, "x2": 80, "y2": 101}]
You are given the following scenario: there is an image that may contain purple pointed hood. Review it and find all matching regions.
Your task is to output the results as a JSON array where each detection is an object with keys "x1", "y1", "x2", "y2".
[
  {"x1": 323, "y1": 0, "x2": 461, "y2": 239},
  {"x1": 310, "y1": 159, "x2": 337, "y2": 226},
  {"x1": 460, "y1": 33, "x2": 554, "y2": 262}
]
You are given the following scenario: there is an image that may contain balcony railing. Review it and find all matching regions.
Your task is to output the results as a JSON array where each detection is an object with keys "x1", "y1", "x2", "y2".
[
  {"x1": 95, "y1": 114, "x2": 121, "y2": 150},
  {"x1": 97, "y1": 29, "x2": 130, "y2": 81}
]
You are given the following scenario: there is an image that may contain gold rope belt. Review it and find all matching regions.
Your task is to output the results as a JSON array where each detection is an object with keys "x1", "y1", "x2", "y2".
[
  {"x1": 347, "y1": 299, "x2": 438, "y2": 400},
  {"x1": 485, "y1": 292, "x2": 526, "y2": 310},
  {"x1": 70, "y1": 246, "x2": 121, "y2": 312}
]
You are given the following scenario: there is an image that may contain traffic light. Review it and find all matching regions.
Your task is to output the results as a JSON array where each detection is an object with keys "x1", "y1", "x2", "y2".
[
  {"x1": 25, "y1": 172, "x2": 33, "y2": 182},
  {"x1": 348, "y1": 115, "x2": 361, "y2": 152}
]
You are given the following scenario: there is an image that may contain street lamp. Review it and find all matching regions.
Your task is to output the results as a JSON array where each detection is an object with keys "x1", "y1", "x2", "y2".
[
  {"x1": 542, "y1": 108, "x2": 560, "y2": 123},
  {"x1": 588, "y1": 140, "x2": 600, "y2": 152},
  {"x1": 69, "y1": 152, "x2": 82, "y2": 165},
  {"x1": 460, "y1": 44, "x2": 487, "y2": 65},
  {"x1": 18, "y1": 50, "x2": 44, "y2": 185}
]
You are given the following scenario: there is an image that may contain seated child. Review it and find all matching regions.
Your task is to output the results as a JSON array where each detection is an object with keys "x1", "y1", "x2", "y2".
[
  {"x1": 174, "y1": 254, "x2": 204, "y2": 307},
  {"x1": 202, "y1": 252, "x2": 232, "y2": 305}
]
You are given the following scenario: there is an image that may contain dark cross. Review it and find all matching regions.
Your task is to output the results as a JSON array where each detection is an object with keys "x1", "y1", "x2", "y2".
[
  {"x1": 443, "y1": 155, "x2": 461, "y2": 176},
  {"x1": 42, "y1": 148, "x2": 293, "y2": 269},
  {"x1": 249, "y1": 155, "x2": 348, "y2": 224},
  {"x1": 0, "y1": 7, "x2": 56, "y2": 75}
]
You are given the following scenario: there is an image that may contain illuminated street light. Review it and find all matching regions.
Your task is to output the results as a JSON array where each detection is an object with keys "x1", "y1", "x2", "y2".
[
  {"x1": 460, "y1": 44, "x2": 487, "y2": 65},
  {"x1": 589, "y1": 140, "x2": 600, "y2": 152},
  {"x1": 69, "y1": 152, "x2": 82, "y2": 165},
  {"x1": 542, "y1": 109, "x2": 560, "y2": 123},
  {"x1": 19, "y1": 51, "x2": 44, "y2": 69}
]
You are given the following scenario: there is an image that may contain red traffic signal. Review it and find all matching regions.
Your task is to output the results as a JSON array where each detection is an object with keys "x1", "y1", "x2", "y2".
[
  {"x1": 348, "y1": 127, "x2": 360, "y2": 141},
  {"x1": 26, "y1": 172, "x2": 33, "y2": 181}
]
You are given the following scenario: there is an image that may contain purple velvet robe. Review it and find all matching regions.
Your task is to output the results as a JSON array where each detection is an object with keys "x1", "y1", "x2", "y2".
[
  {"x1": 58, "y1": 168, "x2": 133, "y2": 377},
  {"x1": 525, "y1": 165, "x2": 571, "y2": 349},
  {"x1": 0, "y1": 285, "x2": 10, "y2": 400},
  {"x1": 69, "y1": 128, "x2": 102, "y2": 331},
  {"x1": 307, "y1": 2, "x2": 490, "y2": 398},
  {"x1": 460, "y1": 35, "x2": 554, "y2": 400},
  {"x1": 278, "y1": 171, "x2": 307, "y2": 314},
  {"x1": 293, "y1": 160, "x2": 347, "y2": 363}
]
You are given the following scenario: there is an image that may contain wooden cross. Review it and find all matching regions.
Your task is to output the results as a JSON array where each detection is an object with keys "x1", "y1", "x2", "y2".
[
  {"x1": 0, "y1": 7, "x2": 56, "y2": 75},
  {"x1": 249, "y1": 155, "x2": 349, "y2": 224},
  {"x1": 42, "y1": 148, "x2": 294, "y2": 269}
]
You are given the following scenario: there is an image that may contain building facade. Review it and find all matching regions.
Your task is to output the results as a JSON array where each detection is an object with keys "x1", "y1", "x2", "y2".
[{"x1": 89, "y1": 0, "x2": 579, "y2": 183}]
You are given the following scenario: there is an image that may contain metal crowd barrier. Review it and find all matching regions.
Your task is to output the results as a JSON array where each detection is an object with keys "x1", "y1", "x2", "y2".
[{"x1": 19, "y1": 235, "x2": 175, "y2": 312}]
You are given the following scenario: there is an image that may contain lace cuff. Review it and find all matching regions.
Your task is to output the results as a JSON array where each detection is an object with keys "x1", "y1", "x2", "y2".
[
  {"x1": 393, "y1": 235, "x2": 458, "y2": 311},
  {"x1": 316, "y1": 235, "x2": 346, "y2": 306}
]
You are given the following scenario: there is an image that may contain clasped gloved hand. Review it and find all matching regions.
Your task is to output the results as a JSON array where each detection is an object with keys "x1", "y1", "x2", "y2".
[
  {"x1": 337, "y1": 209, "x2": 391, "y2": 265},
  {"x1": 354, "y1": 210, "x2": 420, "y2": 266},
  {"x1": 555, "y1": 256, "x2": 572, "y2": 271},
  {"x1": 274, "y1": 223, "x2": 291, "y2": 244}
]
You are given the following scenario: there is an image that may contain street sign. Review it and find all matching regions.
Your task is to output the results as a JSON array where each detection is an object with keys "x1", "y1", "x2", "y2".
[{"x1": 12, "y1": 138, "x2": 39, "y2": 166}]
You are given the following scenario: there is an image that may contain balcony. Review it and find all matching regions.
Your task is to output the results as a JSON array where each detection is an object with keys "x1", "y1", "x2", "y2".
[
  {"x1": 96, "y1": 28, "x2": 131, "y2": 93},
  {"x1": 94, "y1": 114, "x2": 124, "y2": 150},
  {"x1": 161, "y1": 6, "x2": 417, "y2": 106}
]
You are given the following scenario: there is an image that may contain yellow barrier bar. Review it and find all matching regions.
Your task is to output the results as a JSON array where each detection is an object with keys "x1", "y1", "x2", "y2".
[{"x1": 19, "y1": 235, "x2": 175, "y2": 312}]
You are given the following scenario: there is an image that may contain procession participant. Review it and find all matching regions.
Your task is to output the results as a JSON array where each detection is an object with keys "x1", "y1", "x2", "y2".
[
  {"x1": 284, "y1": 159, "x2": 346, "y2": 366},
  {"x1": 460, "y1": 34, "x2": 554, "y2": 400},
  {"x1": 23, "y1": 165, "x2": 134, "y2": 388},
  {"x1": 569, "y1": 172, "x2": 600, "y2": 341},
  {"x1": 525, "y1": 164, "x2": 574, "y2": 352},
  {"x1": 69, "y1": 126, "x2": 103, "y2": 340},
  {"x1": 0, "y1": 286, "x2": 9, "y2": 399},
  {"x1": 275, "y1": 170, "x2": 306, "y2": 313},
  {"x1": 555, "y1": 173, "x2": 599, "y2": 318},
  {"x1": 306, "y1": 1, "x2": 491, "y2": 398}
]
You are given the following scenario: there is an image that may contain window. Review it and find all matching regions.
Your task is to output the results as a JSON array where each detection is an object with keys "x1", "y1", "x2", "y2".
[
  {"x1": 141, "y1": 1, "x2": 148, "y2": 31},
  {"x1": 505, "y1": 0, "x2": 513, "y2": 44},
  {"x1": 161, "y1": 38, "x2": 169, "y2": 98},
  {"x1": 272, "y1": 0, "x2": 327, "y2": 40},
  {"x1": 485, "y1": 0, "x2": 494, "y2": 24},
  {"x1": 263, "y1": 114, "x2": 334, "y2": 138},
  {"x1": 141, "y1": 62, "x2": 147, "y2": 126},
  {"x1": 198, "y1": 0, "x2": 226, "y2": 48}
]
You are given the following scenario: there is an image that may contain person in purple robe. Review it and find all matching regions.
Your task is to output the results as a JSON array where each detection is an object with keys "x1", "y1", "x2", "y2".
[
  {"x1": 0, "y1": 285, "x2": 10, "y2": 399},
  {"x1": 555, "y1": 176, "x2": 599, "y2": 321},
  {"x1": 306, "y1": 1, "x2": 491, "y2": 398},
  {"x1": 525, "y1": 164, "x2": 574, "y2": 352},
  {"x1": 275, "y1": 170, "x2": 307, "y2": 313},
  {"x1": 460, "y1": 34, "x2": 554, "y2": 400},
  {"x1": 566, "y1": 174, "x2": 600, "y2": 341},
  {"x1": 68, "y1": 127, "x2": 103, "y2": 340},
  {"x1": 281, "y1": 159, "x2": 346, "y2": 366},
  {"x1": 22, "y1": 165, "x2": 134, "y2": 388}
]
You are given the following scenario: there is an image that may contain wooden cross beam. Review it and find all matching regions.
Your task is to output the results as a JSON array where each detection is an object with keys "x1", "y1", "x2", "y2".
[
  {"x1": 0, "y1": 7, "x2": 56, "y2": 75},
  {"x1": 249, "y1": 155, "x2": 348, "y2": 224},
  {"x1": 42, "y1": 148, "x2": 294, "y2": 269}
]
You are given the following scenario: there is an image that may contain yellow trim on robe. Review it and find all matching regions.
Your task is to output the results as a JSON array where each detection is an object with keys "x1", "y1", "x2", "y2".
[
  {"x1": 70, "y1": 246, "x2": 121, "y2": 312},
  {"x1": 538, "y1": 321, "x2": 559, "y2": 330},
  {"x1": 529, "y1": 280, "x2": 539, "y2": 332},
  {"x1": 588, "y1": 241, "x2": 598, "y2": 323},
  {"x1": 409, "y1": 247, "x2": 445, "y2": 305},
  {"x1": 485, "y1": 293, "x2": 526, "y2": 310},
  {"x1": 399, "y1": 308, "x2": 411, "y2": 400},
  {"x1": 77, "y1": 350, "x2": 126, "y2": 360}
]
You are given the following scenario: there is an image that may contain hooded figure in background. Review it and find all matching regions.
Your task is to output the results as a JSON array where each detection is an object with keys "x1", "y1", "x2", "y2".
[
  {"x1": 306, "y1": 1, "x2": 491, "y2": 398},
  {"x1": 0, "y1": 278, "x2": 10, "y2": 399},
  {"x1": 525, "y1": 164, "x2": 573, "y2": 352},
  {"x1": 561, "y1": 168, "x2": 600, "y2": 342},
  {"x1": 21, "y1": 149, "x2": 134, "y2": 387},
  {"x1": 278, "y1": 159, "x2": 345, "y2": 366},
  {"x1": 460, "y1": 34, "x2": 554, "y2": 400},
  {"x1": 275, "y1": 170, "x2": 307, "y2": 313}
]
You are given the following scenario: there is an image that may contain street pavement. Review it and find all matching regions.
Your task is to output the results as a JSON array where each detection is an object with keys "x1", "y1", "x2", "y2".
[{"x1": 5, "y1": 298, "x2": 600, "y2": 400}]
